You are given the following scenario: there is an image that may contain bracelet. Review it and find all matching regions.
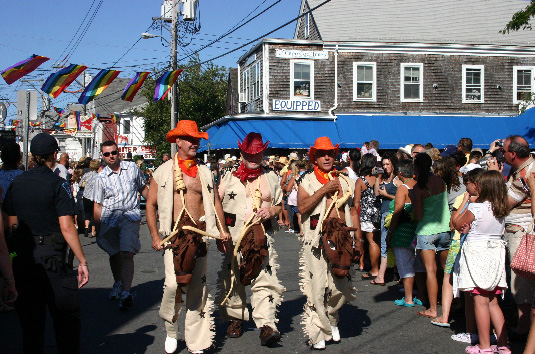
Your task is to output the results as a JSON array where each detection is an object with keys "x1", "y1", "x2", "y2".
[{"x1": 79, "y1": 263, "x2": 89, "y2": 267}]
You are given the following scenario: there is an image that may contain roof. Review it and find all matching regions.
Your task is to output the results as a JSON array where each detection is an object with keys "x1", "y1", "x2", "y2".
[
  {"x1": 300, "y1": 0, "x2": 535, "y2": 46},
  {"x1": 90, "y1": 77, "x2": 147, "y2": 116},
  {"x1": 199, "y1": 108, "x2": 535, "y2": 151}
]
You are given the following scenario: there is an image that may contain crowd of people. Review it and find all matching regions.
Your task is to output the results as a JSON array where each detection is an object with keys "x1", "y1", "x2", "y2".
[{"x1": 1, "y1": 128, "x2": 535, "y2": 354}]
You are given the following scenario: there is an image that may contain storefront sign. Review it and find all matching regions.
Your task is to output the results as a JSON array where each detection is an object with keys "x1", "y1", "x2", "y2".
[
  {"x1": 118, "y1": 145, "x2": 157, "y2": 159},
  {"x1": 273, "y1": 99, "x2": 321, "y2": 111},
  {"x1": 275, "y1": 49, "x2": 328, "y2": 60}
]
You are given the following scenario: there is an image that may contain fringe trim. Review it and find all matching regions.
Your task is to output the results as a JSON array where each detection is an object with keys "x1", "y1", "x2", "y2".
[
  {"x1": 298, "y1": 246, "x2": 314, "y2": 343},
  {"x1": 205, "y1": 293, "x2": 216, "y2": 350},
  {"x1": 266, "y1": 234, "x2": 285, "y2": 324}
]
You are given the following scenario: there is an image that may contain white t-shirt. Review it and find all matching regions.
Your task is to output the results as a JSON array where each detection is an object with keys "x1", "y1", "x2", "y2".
[{"x1": 466, "y1": 201, "x2": 505, "y2": 240}]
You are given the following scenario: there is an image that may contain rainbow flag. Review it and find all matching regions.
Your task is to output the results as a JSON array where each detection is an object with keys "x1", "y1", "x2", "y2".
[
  {"x1": 91, "y1": 113, "x2": 100, "y2": 120},
  {"x1": 153, "y1": 69, "x2": 183, "y2": 102},
  {"x1": 29, "y1": 122, "x2": 42, "y2": 126},
  {"x1": 121, "y1": 71, "x2": 150, "y2": 102},
  {"x1": 1, "y1": 54, "x2": 50, "y2": 85},
  {"x1": 11, "y1": 120, "x2": 20, "y2": 127},
  {"x1": 111, "y1": 113, "x2": 120, "y2": 123},
  {"x1": 74, "y1": 111, "x2": 81, "y2": 130},
  {"x1": 52, "y1": 106, "x2": 65, "y2": 115},
  {"x1": 41, "y1": 64, "x2": 87, "y2": 99},
  {"x1": 78, "y1": 69, "x2": 120, "y2": 105}
]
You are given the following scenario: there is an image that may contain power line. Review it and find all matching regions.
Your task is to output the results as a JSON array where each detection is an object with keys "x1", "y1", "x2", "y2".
[{"x1": 188, "y1": 0, "x2": 332, "y2": 69}]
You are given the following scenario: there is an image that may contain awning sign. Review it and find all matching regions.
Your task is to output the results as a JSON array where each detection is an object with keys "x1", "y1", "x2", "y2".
[
  {"x1": 275, "y1": 49, "x2": 328, "y2": 60},
  {"x1": 273, "y1": 99, "x2": 321, "y2": 111}
]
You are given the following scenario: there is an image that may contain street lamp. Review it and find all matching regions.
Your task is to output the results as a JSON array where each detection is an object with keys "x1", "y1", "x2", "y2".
[{"x1": 141, "y1": 0, "x2": 179, "y2": 156}]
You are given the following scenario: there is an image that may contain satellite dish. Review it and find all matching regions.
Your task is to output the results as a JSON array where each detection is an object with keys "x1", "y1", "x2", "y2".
[{"x1": 0, "y1": 102, "x2": 7, "y2": 122}]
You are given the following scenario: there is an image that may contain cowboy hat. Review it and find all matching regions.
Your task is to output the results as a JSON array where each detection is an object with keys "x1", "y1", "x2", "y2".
[
  {"x1": 309, "y1": 137, "x2": 339, "y2": 161},
  {"x1": 238, "y1": 132, "x2": 269, "y2": 154},
  {"x1": 398, "y1": 144, "x2": 413, "y2": 156},
  {"x1": 166, "y1": 120, "x2": 208, "y2": 143}
]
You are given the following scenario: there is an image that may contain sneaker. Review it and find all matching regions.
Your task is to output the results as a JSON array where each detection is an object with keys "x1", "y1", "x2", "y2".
[
  {"x1": 118, "y1": 291, "x2": 134, "y2": 311},
  {"x1": 164, "y1": 335, "x2": 178, "y2": 354},
  {"x1": 312, "y1": 340, "x2": 326, "y2": 350},
  {"x1": 451, "y1": 332, "x2": 479, "y2": 344},
  {"x1": 285, "y1": 228, "x2": 295, "y2": 233},
  {"x1": 259, "y1": 325, "x2": 281, "y2": 346},
  {"x1": 109, "y1": 281, "x2": 122, "y2": 300},
  {"x1": 331, "y1": 326, "x2": 340, "y2": 342}
]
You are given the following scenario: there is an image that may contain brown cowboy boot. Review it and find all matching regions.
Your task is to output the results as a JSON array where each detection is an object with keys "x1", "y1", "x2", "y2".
[
  {"x1": 227, "y1": 319, "x2": 243, "y2": 338},
  {"x1": 259, "y1": 325, "x2": 280, "y2": 346}
]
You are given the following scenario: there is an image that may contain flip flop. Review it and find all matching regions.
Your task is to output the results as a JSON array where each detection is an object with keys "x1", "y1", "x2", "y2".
[
  {"x1": 431, "y1": 317, "x2": 450, "y2": 328},
  {"x1": 361, "y1": 272, "x2": 377, "y2": 280},
  {"x1": 370, "y1": 279, "x2": 385, "y2": 286},
  {"x1": 394, "y1": 297, "x2": 415, "y2": 307},
  {"x1": 416, "y1": 311, "x2": 436, "y2": 319}
]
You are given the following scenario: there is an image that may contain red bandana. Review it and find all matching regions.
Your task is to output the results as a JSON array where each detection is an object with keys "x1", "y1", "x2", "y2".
[
  {"x1": 314, "y1": 165, "x2": 332, "y2": 185},
  {"x1": 233, "y1": 162, "x2": 262, "y2": 182},
  {"x1": 177, "y1": 157, "x2": 198, "y2": 178}
]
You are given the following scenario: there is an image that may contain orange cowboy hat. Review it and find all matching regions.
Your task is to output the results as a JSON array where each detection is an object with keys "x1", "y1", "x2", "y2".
[
  {"x1": 309, "y1": 136, "x2": 339, "y2": 161},
  {"x1": 166, "y1": 120, "x2": 208, "y2": 143},
  {"x1": 238, "y1": 132, "x2": 269, "y2": 154}
]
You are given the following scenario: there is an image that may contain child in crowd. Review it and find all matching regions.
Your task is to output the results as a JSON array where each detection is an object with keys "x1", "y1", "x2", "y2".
[{"x1": 453, "y1": 170, "x2": 510, "y2": 354}]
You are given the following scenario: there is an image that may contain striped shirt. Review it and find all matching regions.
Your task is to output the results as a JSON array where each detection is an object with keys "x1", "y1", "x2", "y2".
[
  {"x1": 93, "y1": 161, "x2": 146, "y2": 226},
  {"x1": 506, "y1": 156, "x2": 535, "y2": 229}
]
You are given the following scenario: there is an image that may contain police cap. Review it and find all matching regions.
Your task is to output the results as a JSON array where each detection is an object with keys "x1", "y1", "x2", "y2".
[{"x1": 30, "y1": 133, "x2": 59, "y2": 156}]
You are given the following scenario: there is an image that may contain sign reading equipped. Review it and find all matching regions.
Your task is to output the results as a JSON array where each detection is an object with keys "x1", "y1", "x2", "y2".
[{"x1": 273, "y1": 99, "x2": 321, "y2": 111}]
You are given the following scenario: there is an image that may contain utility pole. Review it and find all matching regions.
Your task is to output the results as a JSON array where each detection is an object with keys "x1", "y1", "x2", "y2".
[{"x1": 170, "y1": 0, "x2": 179, "y2": 157}]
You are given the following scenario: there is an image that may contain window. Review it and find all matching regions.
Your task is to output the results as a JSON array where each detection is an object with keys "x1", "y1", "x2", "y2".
[
  {"x1": 122, "y1": 119, "x2": 131, "y2": 135},
  {"x1": 400, "y1": 63, "x2": 423, "y2": 102},
  {"x1": 291, "y1": 60, "x2": 314, "y2": 100},
  {"x1": 353, "y1": 62, "x2": 376, "y2": 101},
  {"x1": 513, "y1": 66, "x2": 535, "y2": 103},
  {"x1": 462, "y1": 65, "x2": 484, "y2": 103},
  {"x1": 304, "y1": 13, "x2": 310, "y2": 38},
  {"x1": 243, "y1": 69, "x2": 250, "y2": 102},
  {"x1": 253, "y1": 62, "x2": 261, "y2": 99}
]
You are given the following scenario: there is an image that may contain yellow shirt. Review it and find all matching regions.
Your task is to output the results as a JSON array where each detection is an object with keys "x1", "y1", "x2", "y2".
[{"x1": 452, "y1": 194, "x2": 465, "y2": 240}]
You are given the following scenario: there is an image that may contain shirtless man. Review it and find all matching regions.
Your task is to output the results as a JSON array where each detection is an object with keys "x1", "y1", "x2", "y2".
[
  {"x1": 297, "y1": 137, "x2": 360, "y2": 350},
  {"x1": 217, "y1": 132, "x2": 285, "y2": 347},
  {"x1": 146, "y1": 120, "x2": 230, "y2": 354}
]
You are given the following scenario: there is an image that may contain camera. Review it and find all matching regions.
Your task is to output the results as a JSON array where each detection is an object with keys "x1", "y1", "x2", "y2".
[
  {"x1": 495, "y1": 139, "x2": 504, "y2": 148},
  {"x1": 372, "y1": 166, "x2": 384, "y2": 175}
]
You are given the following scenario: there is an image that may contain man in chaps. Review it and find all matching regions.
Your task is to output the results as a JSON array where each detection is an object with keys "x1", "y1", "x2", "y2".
[
  {"x1": 146, "y1": 120, "x2": 230, "y2": 354},
  {"x1": 217, "y1": 132, "x2": 285, "y2": 347},
  {"x1": 297, "y1": 137, "x2": 361, "y2": 350}
]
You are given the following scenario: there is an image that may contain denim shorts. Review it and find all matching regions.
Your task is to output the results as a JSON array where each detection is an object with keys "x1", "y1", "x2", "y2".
[
  {"x1": 416, "y1": 231, "x2": 451, "y2": 252},
  {"x1": 380, "y1": 212, "x2": 389, "y2": 258}
]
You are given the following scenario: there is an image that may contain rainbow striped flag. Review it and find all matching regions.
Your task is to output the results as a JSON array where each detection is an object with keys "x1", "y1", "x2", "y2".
[
  {"x1": 29, "y1": 122, "x2": 42, "y2": 126},
  {"x1": 111, "y1": 113, "x2": 120, "y2": 124},
  {"x1": 1, "y1": 54, "x2": 50, "y2": 85},
  {"x1": 91, "y1": 113, "x2": 100, "y2": 120},
  {"x1": 52, "y1": 106, "x2": 65, "y2": 115},
  {"x1": 78, "y1": 69, "x2": 120, "y2": 104},
  {"x1": 121, "y1": 72, "x2": 150, "y2": 102},
  {"x1": 153, "y1": 69, "x2": 183, "y2": 102},
  {"x1": 42, "y1": 64, "x2": 87, "y2": 98},
  {"x1": 74, "y1": 111, "x2": 82, "y2": 130}
]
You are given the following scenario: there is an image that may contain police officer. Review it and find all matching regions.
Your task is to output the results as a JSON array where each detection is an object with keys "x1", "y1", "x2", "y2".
[{"x1": 3, "y1": 133, "x2": 89, "y2": 354}]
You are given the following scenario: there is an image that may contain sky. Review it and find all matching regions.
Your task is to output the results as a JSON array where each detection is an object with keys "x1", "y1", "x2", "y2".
[{"x1": 0, "y1": 0, "x2": 300, "y2": 120}]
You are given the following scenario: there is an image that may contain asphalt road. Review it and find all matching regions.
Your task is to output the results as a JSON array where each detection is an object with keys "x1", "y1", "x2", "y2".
[{"x1": 0, "y1": 211, "x2": 527, "y2": 353}]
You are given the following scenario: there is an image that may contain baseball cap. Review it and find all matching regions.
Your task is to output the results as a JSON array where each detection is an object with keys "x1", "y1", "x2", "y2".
[
  {"x1": 30, "y1": 133, "x2": 59, "y2": 156},
  {"x1": 440, "y1": 145, "x2": 457, "y2": 157}
]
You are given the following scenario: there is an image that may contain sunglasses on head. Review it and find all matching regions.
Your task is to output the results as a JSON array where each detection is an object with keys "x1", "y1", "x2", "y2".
[{"x1": 102, "y1": 150, "x2": 118, "y2": 157}]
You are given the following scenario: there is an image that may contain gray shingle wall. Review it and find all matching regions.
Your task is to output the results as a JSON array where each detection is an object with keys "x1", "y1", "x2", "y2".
[
  {"x1": 302, "y1": 0, "x2": 535, "y2": 45},
  {"x1": 239, "y1": 47, "x2": 264, "y2": 113}
]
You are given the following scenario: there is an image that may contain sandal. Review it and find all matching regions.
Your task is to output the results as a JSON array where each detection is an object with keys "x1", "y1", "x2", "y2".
[
  {"x1": 494, "y1": 346, "x2": 511, "y2": 354},
  {"x1": 430, "y1": 317, "x2": 450, "y2": 328},
  {"x1": 416, "y1": 311, "x2": 436, "y2": 318},
  {"x1": 370, "y1": 279, "x2": 385, "y2": 286},
  {"x1": 361, "y1": 272, "x2": 377, "y2": 280},
  {"x1": 465, "y1": 345, "x2": 494, "y2": 354},
  {"x1": 394, "y1": 297, "x2": 414, "y2": 307}
]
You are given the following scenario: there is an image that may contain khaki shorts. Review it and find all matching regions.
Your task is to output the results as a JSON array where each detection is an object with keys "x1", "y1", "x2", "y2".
[
  {"x1": 97, "y1": 217, "x2": 141, "y2": 256},
  {"x1": 505, "y1": 225, "x2": 535, "y2": 305}
]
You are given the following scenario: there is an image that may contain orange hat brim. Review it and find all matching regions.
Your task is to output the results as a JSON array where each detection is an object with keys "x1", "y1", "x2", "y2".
[
  {"x1": 166, "y1": 129, "x2": 208, "y2": 143},
  {"x1": 309, "y1": 145, "x2": 339, "y2": 162}
]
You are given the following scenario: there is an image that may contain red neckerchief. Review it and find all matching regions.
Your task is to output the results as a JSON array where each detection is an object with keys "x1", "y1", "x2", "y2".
[
  {"x1": 176, "y1": 157, "x2": 198, "y2": 178},
  {"x1": 314, "y1": 165, "x2": 332, "y2": 185},
  {"x1": 233, "y1": 162, "x2": 262, "y2": 182}
]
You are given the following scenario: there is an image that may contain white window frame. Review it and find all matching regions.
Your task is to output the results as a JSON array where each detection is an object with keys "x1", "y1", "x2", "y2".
[
  {"x1": 122, "y1": 118, "x2": 131, "y2": 135},
  {"x1": 304, "y1": 13, "x2": 310, "y2": 38},
  {"x1": 400, "y1": 63, "x2": 423, "y2": 102},
  {"x1": 243, "y1": 69, "x2": 250, "y2": 102},
  {"x1": 253, "y1": 61, "x2": 261, "y2": 99},
  {"x1": 290, "y1": 60, "x2": 314, "y2": 100},
  {"x1": 513, "y1": 66, "x2": 535, "y2": 104},
  {"x1": 462, "y1": 65, "x2": 485, "y2": 103},
  {"x1": 353, "y1": 62, "x2": 377, "y2": 101}
]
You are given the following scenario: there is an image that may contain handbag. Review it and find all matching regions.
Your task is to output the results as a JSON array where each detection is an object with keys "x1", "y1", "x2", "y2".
[{"x1": 510, "y1": 232, "x2": 535, "y2": 280}]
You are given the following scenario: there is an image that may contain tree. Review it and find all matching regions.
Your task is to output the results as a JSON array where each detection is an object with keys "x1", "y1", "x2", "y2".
[
  {"x1": 501, "y1": 0, "x2": 535, "y2": 33},
  {"x1": 135, "y1": 55, "x2": 228, "y2": 161}
]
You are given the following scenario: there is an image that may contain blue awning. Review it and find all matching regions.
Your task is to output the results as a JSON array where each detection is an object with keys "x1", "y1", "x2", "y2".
[{"x1": 200, "y1": 109, "x2": 535, "y2": 152}]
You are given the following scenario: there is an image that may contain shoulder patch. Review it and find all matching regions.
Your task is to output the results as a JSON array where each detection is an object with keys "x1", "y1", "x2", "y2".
[{"x1": 61, "y1": 181, "x2": 73, "y2": 198}]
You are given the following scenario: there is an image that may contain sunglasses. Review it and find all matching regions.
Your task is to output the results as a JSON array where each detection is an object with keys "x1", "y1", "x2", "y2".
[{"x1": 102, "y1": 150, "x2": 118, "y2": 157}]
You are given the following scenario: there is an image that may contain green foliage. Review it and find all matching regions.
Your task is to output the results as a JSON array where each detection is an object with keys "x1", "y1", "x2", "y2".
[
  {"x1": 134, "y1": 55, "x2": 228, "y2": 161},
  {"x1": 501, "y1": 0, "x2": 535, "y2": 33}
]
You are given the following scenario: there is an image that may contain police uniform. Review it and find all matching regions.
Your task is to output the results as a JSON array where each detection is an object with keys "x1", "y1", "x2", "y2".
[{"x1": 3, "y1": 134, "x2": 81, "y2": 354}]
